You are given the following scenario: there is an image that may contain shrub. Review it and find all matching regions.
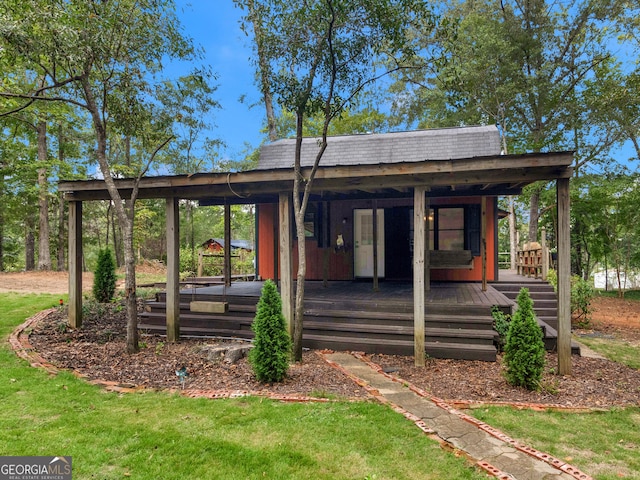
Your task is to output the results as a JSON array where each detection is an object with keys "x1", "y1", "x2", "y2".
[
  {"x1": 571, "y1": 275, "x2": 594, "y2": 327},
  {"x1": 503, "y1": 288, "x2": 545, "y2": 390},
  {"x1": 545, "y1": 269, "x2": 594, "y2": 327},
  {"x1": 92, "y1": 249, "x2": 117, "y2": 303},
  {"x1": 491, "y1": 306, "x2": 511, "y2": 353},
  {"x1": 249, "y1": 279, "x2": 291, "y2": 382}
]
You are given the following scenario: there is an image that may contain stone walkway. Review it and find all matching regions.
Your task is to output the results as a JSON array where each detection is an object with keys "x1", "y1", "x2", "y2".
[{"x1": 324, "y1": 352, "x2": 591, "y2": 480}]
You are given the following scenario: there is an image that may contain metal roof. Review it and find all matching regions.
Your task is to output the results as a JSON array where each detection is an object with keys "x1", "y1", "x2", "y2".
[{"x1": 257, "y1": 125, "x2": 502, "y2": 170}]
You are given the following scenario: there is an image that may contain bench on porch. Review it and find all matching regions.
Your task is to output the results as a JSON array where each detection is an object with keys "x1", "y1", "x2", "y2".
[{"x1": 429, "y1": 250, "x2": 474, "y2": 269}]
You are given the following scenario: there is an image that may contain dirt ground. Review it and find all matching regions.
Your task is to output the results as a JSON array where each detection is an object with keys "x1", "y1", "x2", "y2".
[
  {"x1": 4, "y1": 270, "x2": 640, "y2": 407},
  {"x1": 0, "y1": 271, "x2": 95, "y2": 294}
]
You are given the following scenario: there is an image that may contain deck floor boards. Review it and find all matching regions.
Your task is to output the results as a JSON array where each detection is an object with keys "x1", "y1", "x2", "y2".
[{"x1": 180, "y1": 280, "x2": 513, "y2": 309}]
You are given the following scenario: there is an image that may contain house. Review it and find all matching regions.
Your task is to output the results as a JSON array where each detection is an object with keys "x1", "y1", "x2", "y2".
[
  {"x1": 201, "y1": 238, "x2": 254, "y2": 253},
  {"x1": 255, "y1": 125, "x2": 502, "y2": 284},
  {"x1": 59, "y1": 125, "x2": 573, "y2": 371}
]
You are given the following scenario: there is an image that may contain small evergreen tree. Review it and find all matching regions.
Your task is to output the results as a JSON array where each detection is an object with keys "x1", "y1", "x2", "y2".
[
  {"x1": 503, "y1": 288, "x2": 546, "y2": 390},
  {"x1": 93, "y1": 249, "x2": 117, "y2": 303},
  {"x1": 249, "y1": 279, "x2": 291, "y2": 382}
]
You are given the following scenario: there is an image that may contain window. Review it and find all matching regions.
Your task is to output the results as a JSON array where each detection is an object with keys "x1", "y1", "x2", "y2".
[
  {"x1": 436, "y1": 207, "x2": 464, "y2": 250},
  {"x1": 420, "y1": 205, "x2": 481, "y2": 256},
  {"x1": 304, "y1": 208, "x2": 316, "y2": 238},
  {"x1": 303, "y1": 202, "x2": 331, "y2": 247}
]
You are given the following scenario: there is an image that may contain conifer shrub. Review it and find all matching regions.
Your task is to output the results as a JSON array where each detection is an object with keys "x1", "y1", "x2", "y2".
[
  {"x1": 249, "y1": 279, "x2": 291, "y2": 382},
  {"x1": 93, "y1": 249, "x2": 117, "y2": 303},
  {"x1": 503, "y1": 288, "x2": 546, "y2": 390},
  {"x1": 491, "y1": 306, "x2": 511, "y2": 353}
]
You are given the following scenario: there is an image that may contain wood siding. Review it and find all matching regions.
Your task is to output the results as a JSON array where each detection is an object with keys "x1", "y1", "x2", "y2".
[{"x1": 257, "y1": 196, "x2": 498, "y2": 282}]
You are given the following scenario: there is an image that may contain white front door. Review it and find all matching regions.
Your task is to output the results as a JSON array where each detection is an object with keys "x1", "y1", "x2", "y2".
[{"x1": 354, "y1": 209, "x2": 385, "y2": 277}]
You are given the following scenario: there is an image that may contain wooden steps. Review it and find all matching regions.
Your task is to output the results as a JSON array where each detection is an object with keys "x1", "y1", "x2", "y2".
[{"x1": 140, "y1": 284, "x2": 503, "y2": 361}]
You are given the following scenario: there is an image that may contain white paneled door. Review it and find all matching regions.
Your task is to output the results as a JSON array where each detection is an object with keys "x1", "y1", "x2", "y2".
[{"x1": 354, "y1": 208, "x2": 385, "y2": 278}]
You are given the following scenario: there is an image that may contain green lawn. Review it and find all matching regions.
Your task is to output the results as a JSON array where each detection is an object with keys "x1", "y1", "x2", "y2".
[
  {"x1": 596, "y1": 289, "x2": 640, "y2": 301},
  {"x1": 476, "y1": 300, "x2": 640, "y2": 480},
  {"x1": 1, "y1": 294, "x2": 486, "y2": 480},
  {"x1": 578, "y1": 335, "x2": 640, "y2": 369},
  {"x1": 473, "y1": 406, "x2": 640, "y2": 480}
]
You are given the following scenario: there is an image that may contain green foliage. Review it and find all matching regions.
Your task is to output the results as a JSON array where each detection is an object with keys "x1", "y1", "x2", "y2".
[
  {"x1": 546, "y1": 268, "x2": 557, "y2": 290},
  {"x1": 571, "y1": 275, "x2": 594, "y2": 327},
  {"x1": 545, "y1": 269, "x2": 595, "y2": 327},
  {"x1": 179, "y1": 246, "x2": 199, "y2": 276},
  {"x1": 503, "y1": 288, "x2": 545, "y2": 390},
  {"x1": 92, "y1": 249, "x2": 117, "y2": 303},
  {"x1": 491, "y1": 306, "x2": 511, "y2": 353},
  {"x1": 249, "y1": 280, "x2": 291, "y2": 383}
]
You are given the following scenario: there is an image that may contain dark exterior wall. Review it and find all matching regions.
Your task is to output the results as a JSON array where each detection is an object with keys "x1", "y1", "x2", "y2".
[{"x1": 256, "y1": 196, "x2": 498, "y2": 282}]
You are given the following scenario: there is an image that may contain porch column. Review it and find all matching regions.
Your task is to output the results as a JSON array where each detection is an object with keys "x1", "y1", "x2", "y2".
[
  {"x1": 68, "y1": 200, "x2": 83, "y2": 328},
  {"x1": 425, "y1": 193, "x2": 430, "y2": 291},
  {"x1": 278, "y1": 193, "x2": 293, "y2": 335},
  {"x1": 166, "y1": 197, "x2": 180, "y2": 342},
  {"x1": 413, "y1": 186, "x2": 426, "y2": 366},
  {"x1": 481, "y1": 196, "x2": 487, "y2": 291},
  {"x1": 557, "y1": 178, "x2": 571, "y2": 375},
  {"x1": 224, "y1": 201, "x2": 232, "y2": 287},
  {"x1": 372, "y1": 199, "x2": 379, "y2": 292}
]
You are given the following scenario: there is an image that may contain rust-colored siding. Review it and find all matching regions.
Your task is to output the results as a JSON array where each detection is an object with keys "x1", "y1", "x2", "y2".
[{"x1": 257, "y1": 196, "x2": 498, "y2": 282}]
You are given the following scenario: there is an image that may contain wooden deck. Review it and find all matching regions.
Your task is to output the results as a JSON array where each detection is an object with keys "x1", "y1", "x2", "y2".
[
  {"x1": 171, "y1": 280, "x2": 512, "y2": 307},
  {"x1": 140, "y1": 280, "x2": 514, "y2": 361}
]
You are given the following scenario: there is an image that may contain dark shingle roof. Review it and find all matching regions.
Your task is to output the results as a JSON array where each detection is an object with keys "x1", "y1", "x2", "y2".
[{"x1": 257, "y1": 125, "x2": 501, "y2": 170}]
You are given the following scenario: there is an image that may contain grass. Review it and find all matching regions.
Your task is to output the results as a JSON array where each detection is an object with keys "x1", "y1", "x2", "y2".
[
  {"x1": 578, "y1": 336, "x2": 640, "y2": 369},
  {"x1": 477, "y1": 297, "x2": 640, "y2": 480},
  {"x1": 472, "y1": 407, "x2": 640, "y2": 480},
  {"x1": 1, "y1": 293, "x2": 487, "y2": 480},
  {"x1": 596, "y1": 289, "x2": 640, "y2": 301}
]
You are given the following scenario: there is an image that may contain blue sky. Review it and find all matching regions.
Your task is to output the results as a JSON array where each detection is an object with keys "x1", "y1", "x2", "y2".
[
  {"x1": 173, "y1": 1, "x2": 265, "y2": 160},
  {"x1": 171, "y1": 2, "x2": 638, "y2": 172}
]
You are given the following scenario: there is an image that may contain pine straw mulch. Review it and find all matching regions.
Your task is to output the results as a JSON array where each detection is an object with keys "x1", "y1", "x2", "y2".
[{"x1": 27, "y1": 303, "x2": 640, "y2": 408}]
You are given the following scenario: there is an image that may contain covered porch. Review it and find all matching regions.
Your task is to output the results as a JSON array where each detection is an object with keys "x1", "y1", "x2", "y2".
[{"x1": 59, "y1": 128, "x2": 574, "y2": 371}]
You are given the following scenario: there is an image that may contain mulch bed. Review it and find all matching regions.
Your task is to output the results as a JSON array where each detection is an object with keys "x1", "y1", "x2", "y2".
[{"x1": 27, "y1": 304, "x2": 640, "y2": 408}]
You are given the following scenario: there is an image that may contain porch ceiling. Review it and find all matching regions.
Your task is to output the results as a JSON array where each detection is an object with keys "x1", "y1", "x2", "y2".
[{"x1": 58, "y1": 151, "x2": 573, "y2": 204}]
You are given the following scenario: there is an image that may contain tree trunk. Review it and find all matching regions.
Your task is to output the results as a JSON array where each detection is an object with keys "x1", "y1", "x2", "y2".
[
  {"x1": 37, "y1": 120, "x2": 52, "y2": 270},
  {"x1": 0, "y1": 192, "x2": 4, "y2": 272},
  {"x1": 57, "y1": 192, "x2": 66, "y2": 271},
  {"x1": 123, "y1": 208, "x2": 139, "y2": 353},
  {"x1": 56, "y1": 125, "x2": 66, "y2": 270},
  {"x1": 25, "y1": 218, "x2": 35, "y2": 270},
  {"x1": 81, "y1": 77, "x2": 138, "y2": 354},
  {"x1": 247, "y1": 0, "x2": 278, "y2": 142},
  {"x1": 528, "y1": 188, "x2": 540, "y2": 243},
  {"x1": 292, "y1": 206, "x2": 306, "y2": 362}
]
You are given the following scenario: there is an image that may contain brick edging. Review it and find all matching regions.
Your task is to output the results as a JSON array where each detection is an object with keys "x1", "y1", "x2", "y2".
[
  {"x1": 8, "y1": 310, "x2": 354, "y2": 403},
  {"x1": 348, "y1": 352, "x2": 593, "y2": 480}
]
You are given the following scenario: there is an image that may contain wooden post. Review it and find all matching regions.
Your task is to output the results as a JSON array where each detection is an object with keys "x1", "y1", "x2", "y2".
[
  {"x1": 481, "y1": 196, "x2": 487, "y2": 291},
  {"x1": 372, "y1": 200, "x2": 379, "y2": 292},
  {"x1": 425, "y1": 194, "x2": 431, "y2": 291},
  {"x1": 557, "y1": 178, "x2": 572, "y2": 375},
  {"x1": 278, "y1": 193, "x2": 293, "y2": 336},
  {"x1": 541, "y1": 227, "x2": 548, "y2": 281},
  {"x1": 68, "y1": 201, "x2": 83, "y2": 328},
  {"x1": 413, "y1": 186, "x2": 426, "y2": 366},
  {"x1": 166, "y1": 197, "x2": 180, "y2": 342},
  {"x1": 197, "y1": 251, "x2": 204, "y2": 277},
  {"x1": 224, "y1": 202, "x2": 232, "y2": 287}
]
